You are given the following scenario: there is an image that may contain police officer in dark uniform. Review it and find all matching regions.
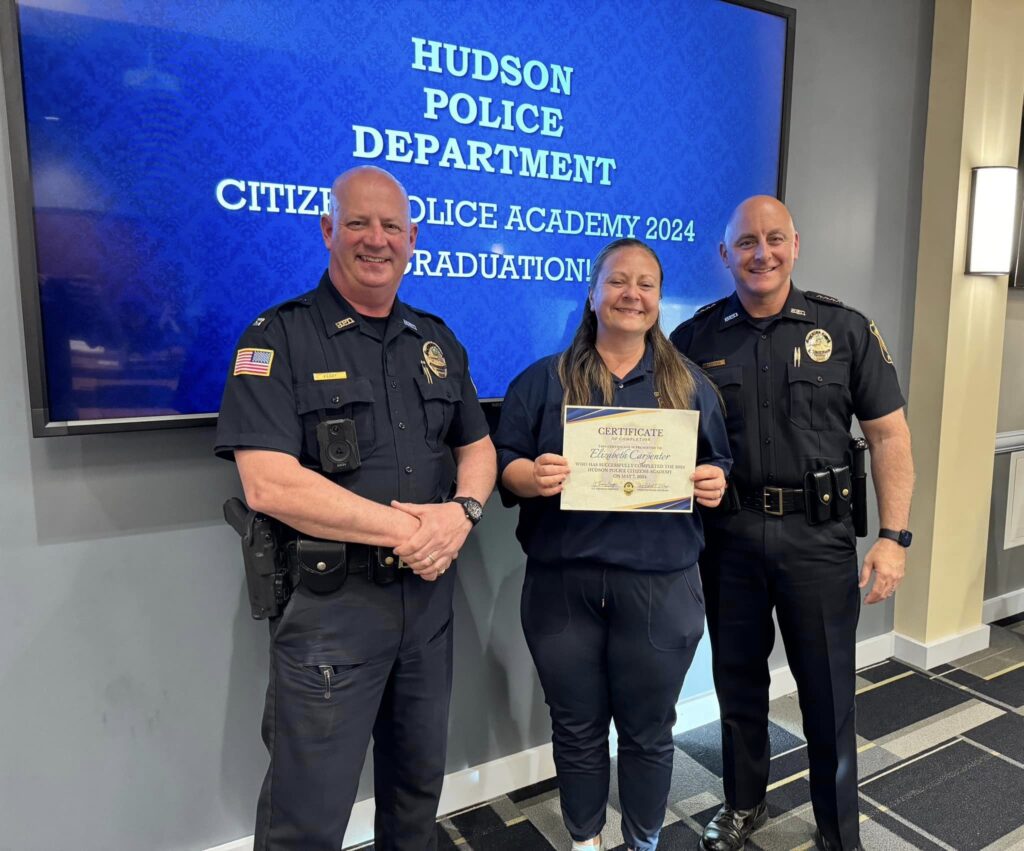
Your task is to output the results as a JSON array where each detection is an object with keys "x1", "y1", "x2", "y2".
[
  {"x1": 670, "y1": 196, "x2": 914, "y2": 851},
  {"x1": 215, "y1": 166, "x2": 496, "y2": 851}
]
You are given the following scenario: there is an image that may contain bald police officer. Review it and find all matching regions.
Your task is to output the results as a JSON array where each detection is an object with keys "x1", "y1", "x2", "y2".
[
  {"x1": 671, "y1": 197, "x2": 913, "y2": 851},
  {"x1": 216, "y1": 166, "x2": 496, "y2": 851}
]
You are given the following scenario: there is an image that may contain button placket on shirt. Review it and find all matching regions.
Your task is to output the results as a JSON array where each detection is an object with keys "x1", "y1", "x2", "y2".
[
  {"x1": 755, "y1": 323, "x2": 776, "y2": 483},
  {"x1": 383, "y1": 334, "x2": 413, "y2": 501}
]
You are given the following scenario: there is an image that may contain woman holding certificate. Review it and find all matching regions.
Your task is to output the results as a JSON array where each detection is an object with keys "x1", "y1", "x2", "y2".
[{"x1": 495, "y1": 238, "x2": 732, "y2": 851}]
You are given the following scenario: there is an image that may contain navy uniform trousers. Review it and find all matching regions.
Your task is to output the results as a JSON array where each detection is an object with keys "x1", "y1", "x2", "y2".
[
  {"x1": 522, "y1": 560, "x2": 705, "y2": 851},
  {"x1": 701, "y1": 509, "x2": 861, "y2": 851},
  {"x1": 255, "y1": 567, "x2": 456, "y2": 851}
]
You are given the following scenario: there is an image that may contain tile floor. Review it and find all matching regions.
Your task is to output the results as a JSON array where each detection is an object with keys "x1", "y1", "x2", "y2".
[{"x1": 352, "y1": 613, "x2": 1024, "y2": 850}]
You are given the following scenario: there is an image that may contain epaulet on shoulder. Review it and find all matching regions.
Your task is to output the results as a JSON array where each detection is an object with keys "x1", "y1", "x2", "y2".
[
  {"x1": 675, "y1": 296, "x2": 727, "y2": 329},
  {"x1": 249, "y1": 289, "x2": 316, "y2": 330},
  {"x1": 408, "y1": 305, "x2": 450, "y2": 327},
  {"x1": 804, "y1": 290, "x2": 870, "y2": 320},
  {"x1": 695, "y1": 296, "x2": 728, "y2": 317},
  {"x1": 805, "y1": 291, "x2": 844, "y2": 307}
]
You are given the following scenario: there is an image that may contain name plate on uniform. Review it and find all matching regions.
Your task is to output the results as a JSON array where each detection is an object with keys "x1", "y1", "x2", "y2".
[{"x1": 560, "y1": 406, "x2": 699, "y2": 513}]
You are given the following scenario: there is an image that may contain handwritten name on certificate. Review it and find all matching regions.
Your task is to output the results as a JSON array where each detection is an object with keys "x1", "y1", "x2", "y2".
[{"x1": 560, "y1": 406, "x2": 699, "y2": 513}]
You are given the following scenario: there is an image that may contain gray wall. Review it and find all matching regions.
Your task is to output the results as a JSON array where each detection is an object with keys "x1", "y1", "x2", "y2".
[
  {"x1": 997, "y1": 288, "x2": 1024, "y2": 434},
  {"x1": 0, "y1": 2, "x2": 934, "y2": 849},
  {"x1": 986, "y1": 281, "x2": 1024, "y2": 604}
]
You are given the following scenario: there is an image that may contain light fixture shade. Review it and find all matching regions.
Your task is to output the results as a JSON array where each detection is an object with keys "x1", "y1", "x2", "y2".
[{"x1": 966, "y1": 166, "x2": 1019, "y2": 275}]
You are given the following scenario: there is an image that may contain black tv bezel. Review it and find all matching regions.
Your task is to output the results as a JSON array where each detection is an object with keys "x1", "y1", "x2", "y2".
[{"x1": 3, "y1": 0, "x2": 796, "y2": 436}]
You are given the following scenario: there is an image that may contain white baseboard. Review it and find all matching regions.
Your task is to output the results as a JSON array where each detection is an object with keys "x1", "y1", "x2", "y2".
[
  {"x1": 676, "y1": 688, "x2": 722, "y2": 731},
  {"x1": 893, "y1": 624, "x2": 991, "y2": 670},
  {"x1": 205, "y1": 840, "x2": 253, "y2": 851},
  {"x1": 982, "y1": 587, "x2": 1024, "y2": 624},
  {"x1": 767, "y1": 630, "x2": 895, "y2": 700},
  {"x1": 207, "y1": 743, "x2": 558, "y2": 851},
  {"x1": 205, "y1": 630, "x2": 896, "y2": 851}
]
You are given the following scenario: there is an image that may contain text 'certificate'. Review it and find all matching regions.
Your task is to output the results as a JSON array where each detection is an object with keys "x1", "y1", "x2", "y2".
[{"x1": 560, "y1": 406, "x2": 699, "y2": 513}]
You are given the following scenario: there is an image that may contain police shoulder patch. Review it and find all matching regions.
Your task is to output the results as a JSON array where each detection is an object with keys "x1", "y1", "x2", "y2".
[
  {"x1": 868, "y1": 319, "x2": 895, "y2": 366},
  {"x1": 805, "y1": 291, "x2": 844, "y2": 306}
]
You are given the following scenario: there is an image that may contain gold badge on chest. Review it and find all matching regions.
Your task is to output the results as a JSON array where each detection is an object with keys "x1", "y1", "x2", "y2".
[
  {"x1": 422, "y1": 341, "x2": 448, "y2": 379},
  {"x1": 804, "y1": 329, "x2": 833, "y2": 363}
]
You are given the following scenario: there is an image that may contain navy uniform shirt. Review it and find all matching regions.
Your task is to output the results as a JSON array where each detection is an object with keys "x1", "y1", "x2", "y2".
[
  {"x1": 494, "y1": 347, "x2": 732, "y2": 571},
  {"x1": 670, "y1": 285, "x2": 904, "y2": 489},
  {"x1": 215, "y1": 271, "x2": 490, "y2": 506}
]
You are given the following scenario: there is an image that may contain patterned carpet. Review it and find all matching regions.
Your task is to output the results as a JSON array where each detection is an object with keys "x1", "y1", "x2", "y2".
[{"x1": 353, "y1": 613, "x2": 1024, "y2": 850}]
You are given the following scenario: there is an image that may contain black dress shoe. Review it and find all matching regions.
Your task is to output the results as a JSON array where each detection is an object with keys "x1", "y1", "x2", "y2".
[
  {"x1": 699, "y1": 800, "x2": 768, "y2": 850},
  {"x1": 814, "y1": 828, "x2": 864, "y2": 851}
]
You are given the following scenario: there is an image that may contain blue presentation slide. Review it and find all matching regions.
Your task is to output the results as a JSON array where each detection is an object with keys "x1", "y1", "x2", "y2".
[{"x1": 17, "y1": 0, "x2": 786, "y2": 424}]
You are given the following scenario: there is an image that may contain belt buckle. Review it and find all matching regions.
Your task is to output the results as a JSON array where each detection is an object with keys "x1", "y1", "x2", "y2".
[{"x1": 763, "y1": 487, "x2": 784, "y2": 516}]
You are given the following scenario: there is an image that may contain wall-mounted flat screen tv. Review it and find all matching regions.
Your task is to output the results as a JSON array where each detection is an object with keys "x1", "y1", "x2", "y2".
[{"x1": 3, "y1": 0, "x2": 794, "y2": 435}]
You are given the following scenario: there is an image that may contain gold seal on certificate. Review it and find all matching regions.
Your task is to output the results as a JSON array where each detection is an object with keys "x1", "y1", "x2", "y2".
[{"x1": 560, "y1": 406, "x2": 700, "y2": 513}]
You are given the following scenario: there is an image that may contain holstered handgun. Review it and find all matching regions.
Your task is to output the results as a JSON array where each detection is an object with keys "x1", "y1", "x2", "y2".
[
  {"x1": 223, "y1": 497, "x2": 291, "y2": 619},
  {"x1": 850, "y1": 437, "x2": 868, "y2": 537}
]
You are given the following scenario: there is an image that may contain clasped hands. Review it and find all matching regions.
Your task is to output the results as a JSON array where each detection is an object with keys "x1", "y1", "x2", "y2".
[
  {"x1": 390, "y1": 500, "x2": 472, "y2": 582},
  {"x1": 530, "y1": 453, "x2": 728, "y2": 508}
]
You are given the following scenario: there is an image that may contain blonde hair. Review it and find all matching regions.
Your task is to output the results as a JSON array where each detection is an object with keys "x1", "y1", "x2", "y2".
[{"x1": 557, "y1": 238, "x2": 698, "y2": 409}]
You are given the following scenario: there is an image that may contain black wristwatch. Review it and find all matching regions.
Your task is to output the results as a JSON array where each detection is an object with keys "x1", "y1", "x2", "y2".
[
  {"x1": 879, "y1": 528, "x2": 912, "y2": 548},
  {"x1": 452, "y1": 496, "x2": 484, "y2": 526}
]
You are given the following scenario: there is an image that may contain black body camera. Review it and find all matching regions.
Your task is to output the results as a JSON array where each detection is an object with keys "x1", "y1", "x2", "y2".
[{"x1": 316, "y1": 417, "x2": 361, "y2": 473}]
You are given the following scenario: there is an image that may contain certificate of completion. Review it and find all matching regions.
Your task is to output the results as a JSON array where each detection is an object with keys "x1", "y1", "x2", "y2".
[{"x1": 560, "y1": 406, "x2": 699, "y2": 513}]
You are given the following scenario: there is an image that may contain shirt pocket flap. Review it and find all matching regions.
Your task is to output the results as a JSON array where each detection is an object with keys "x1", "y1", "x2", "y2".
[
  {"x1": 295, "y1": 377, "x2": 375, "y2": 414},
  {"x1": 786, "y1": 361, "x2": 847, "y2": 387},
  {"x1": 413, "y1": 374, "x2": 463, "y2": 404},
  {"x1": 707, "y1": 365, "x2": 743, "y2": 389}
]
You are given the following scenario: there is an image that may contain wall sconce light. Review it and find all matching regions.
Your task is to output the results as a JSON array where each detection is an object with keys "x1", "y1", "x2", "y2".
[{"x1": 966, "y1": 166, "x2": 1018, "y2": 275}]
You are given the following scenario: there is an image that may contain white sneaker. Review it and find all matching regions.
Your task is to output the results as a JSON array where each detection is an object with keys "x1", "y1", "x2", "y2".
[{"x1": 570, "y1": 837, "x2": 601, "y2": 851}]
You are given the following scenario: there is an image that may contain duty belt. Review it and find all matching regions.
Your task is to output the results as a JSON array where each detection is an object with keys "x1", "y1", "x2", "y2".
[
  {"x1": 285, "y1": 539, "x2": 408, "y2": 593},
  {"x1": 344, "y1": 543, "x2": 408, "y2": 575},
  {"x1": 739, "y1": 486, "x2": 806, "y2": 517}
]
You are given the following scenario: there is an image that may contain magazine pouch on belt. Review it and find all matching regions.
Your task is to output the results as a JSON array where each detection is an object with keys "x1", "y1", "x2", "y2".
[
  {"x1": 804, "y1": 469, "x2": 833, "y2": 525},
  {"x1": 829, "y1": 465, "x2": 853, "y2": 520}
]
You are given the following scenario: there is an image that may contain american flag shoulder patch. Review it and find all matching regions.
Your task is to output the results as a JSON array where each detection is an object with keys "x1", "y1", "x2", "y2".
[{"x1": 234, "y1": 347, "x2": 274, "y2": 377}]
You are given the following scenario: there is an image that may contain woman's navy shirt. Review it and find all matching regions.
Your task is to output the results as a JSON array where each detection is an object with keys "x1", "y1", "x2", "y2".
[{"x1": 495, "y1": 347, "x2": 733, "y2": 572}]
